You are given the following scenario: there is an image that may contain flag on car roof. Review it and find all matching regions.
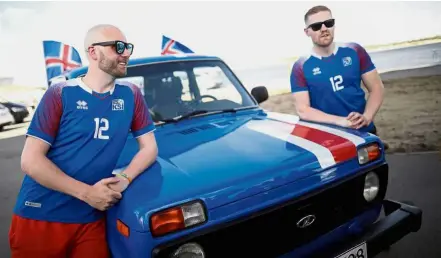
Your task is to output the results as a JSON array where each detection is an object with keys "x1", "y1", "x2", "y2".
[
  {"x1": 161, "y1": 35, "x2": 194, "y2": 55},
  {"x1": 42, "y1": 40, "x2": 82, "y2": 87}
]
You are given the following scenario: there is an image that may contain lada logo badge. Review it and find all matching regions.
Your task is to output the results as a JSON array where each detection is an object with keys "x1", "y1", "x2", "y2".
[{"x1": 296, "y1": 215, "x2": 316, "y2": 228}]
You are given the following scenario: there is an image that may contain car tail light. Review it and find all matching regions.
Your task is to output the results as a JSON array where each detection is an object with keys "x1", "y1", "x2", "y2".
[
  {"x1": 358, "y1": 143, "x2": 381, "y2": 165},
  {"x1": 150, "y1": 201, "x2": 206, "y2": 237}
]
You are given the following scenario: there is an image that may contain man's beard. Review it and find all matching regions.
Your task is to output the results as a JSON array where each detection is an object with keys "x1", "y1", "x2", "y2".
[
  {"x1": 314, "y1": 32, "x2": 334, "y2": 48},
  {"x1": 98, "y1": 51, "x2": 127, "y2": 78}
]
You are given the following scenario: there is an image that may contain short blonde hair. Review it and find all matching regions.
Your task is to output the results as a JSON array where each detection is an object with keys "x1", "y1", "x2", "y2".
[{"x1": 304, "y1": 5, "x2": 332, "y2": 23}]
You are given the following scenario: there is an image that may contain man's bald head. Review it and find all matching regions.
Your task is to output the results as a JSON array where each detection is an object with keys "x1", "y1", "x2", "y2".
[
  {"x1": 83, "y1": 24, "x2": 127, "y2": 52},
  {"x1": 83, "y1": 24, "x2": 131, "y2": 78}
]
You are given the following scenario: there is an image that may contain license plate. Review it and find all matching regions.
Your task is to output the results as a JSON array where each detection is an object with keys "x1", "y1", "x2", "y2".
[{"x1": 334, "y1": 242, "x2": 367, "y2": 258}]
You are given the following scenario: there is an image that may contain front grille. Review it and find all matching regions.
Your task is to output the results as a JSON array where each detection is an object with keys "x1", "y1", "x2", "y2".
[{"x1": 153, "y1": 164, "x2": 388, "y2": 258}]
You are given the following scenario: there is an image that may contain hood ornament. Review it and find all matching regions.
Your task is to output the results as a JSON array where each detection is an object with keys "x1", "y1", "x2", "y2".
[{"x1": 296, "y1": 215, "x2": 316, "y2": 228}]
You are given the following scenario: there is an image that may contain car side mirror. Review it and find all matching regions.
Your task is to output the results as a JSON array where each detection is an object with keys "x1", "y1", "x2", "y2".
[{"x1": 251, "y1": 86, "x2": 269, "y2": 104}]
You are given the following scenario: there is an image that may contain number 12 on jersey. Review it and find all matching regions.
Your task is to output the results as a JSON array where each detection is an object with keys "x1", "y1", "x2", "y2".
[
  {"x1": 94, "y1": 117, "x2": 109, "y2": 140},
  {"x1": 330, "y1": 75, "x2": 344, "y2": 92}
]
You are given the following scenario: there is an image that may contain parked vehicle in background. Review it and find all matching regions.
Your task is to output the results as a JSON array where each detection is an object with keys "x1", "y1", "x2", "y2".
[
  {"x1": 0, "y1": 96, "x2": 30, "y2": 124},
  {"x1": 0, "y1": 103, "x2": 15, "y2": 131}
]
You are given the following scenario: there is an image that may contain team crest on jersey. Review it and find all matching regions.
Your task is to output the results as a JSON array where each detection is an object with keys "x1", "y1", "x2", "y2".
[
  {"x1": 112, "y1": 99, "x2": 124, "y2": 111},
  {"x1": 342, "y1": 56, "x2": 352, "y2": 67}
]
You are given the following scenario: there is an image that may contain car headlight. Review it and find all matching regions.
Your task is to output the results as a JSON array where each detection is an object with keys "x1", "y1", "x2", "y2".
[
  {"x1": 172, "y1": 243, "x2": 205, "y2": 258},
  {"x1": 364, "y1": 172, "x2": 380, "y2": 202},
  {"x1": 358, "y1": 143, "x2": 381, "y2": 165},
  {"x1": 150, "y1": 201, "x2": 206, "y2": 237}
]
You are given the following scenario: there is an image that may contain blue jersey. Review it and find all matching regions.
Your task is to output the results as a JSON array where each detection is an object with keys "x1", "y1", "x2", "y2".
[
  {"x1": 290, "y1": 42, "x2": 376, "y2": 132},
  {"x1": 13, "y1": 78, "x2": 155, "y2": 223}
]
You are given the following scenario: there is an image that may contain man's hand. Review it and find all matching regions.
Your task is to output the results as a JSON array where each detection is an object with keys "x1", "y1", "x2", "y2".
[
  {"x1": 83, "y1": 177, "x2": 123, "y2": 211},
  {"x1": 107, "y1": 176, "x2": 130, "y2": 193},
  {"x1": 335, "y1": 117, "x2": 353, "y2": 128},
  {"x1": 347, "y1": 112, "x2": 371, "y2": 129}
]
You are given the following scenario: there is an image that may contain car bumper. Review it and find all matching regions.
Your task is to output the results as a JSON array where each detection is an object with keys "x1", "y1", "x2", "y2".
[{"x1": 306, "y1": 199, "x2": 422, "y2": 258}]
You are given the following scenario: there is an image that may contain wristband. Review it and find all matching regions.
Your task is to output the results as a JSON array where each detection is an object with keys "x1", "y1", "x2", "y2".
[{"x1": 114, "y1": 172, "x2": 132, "y2": 183}]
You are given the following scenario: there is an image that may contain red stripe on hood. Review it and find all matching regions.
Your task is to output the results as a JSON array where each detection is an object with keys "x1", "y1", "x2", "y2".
[{"x1": 290, "y1": 124, "x2": 357, "y2": 163}]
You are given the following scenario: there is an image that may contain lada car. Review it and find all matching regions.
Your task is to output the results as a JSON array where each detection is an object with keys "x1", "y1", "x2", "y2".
[{"x1": 64, "y1": 54, "x2": 422, "y2": 258}]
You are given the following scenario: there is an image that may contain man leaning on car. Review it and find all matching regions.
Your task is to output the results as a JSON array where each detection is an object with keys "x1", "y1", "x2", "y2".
[{"x1": 290, "y1": 5, "x2": 388, "y2": 149}]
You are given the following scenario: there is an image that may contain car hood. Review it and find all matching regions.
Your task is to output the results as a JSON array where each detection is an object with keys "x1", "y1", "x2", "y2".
[{"x1": 113, "y1": 111, "x2": 373, "y2": 232}]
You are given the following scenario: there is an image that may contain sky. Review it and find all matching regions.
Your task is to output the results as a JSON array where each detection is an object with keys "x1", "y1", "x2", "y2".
[{"x1": 1, "y1": 1, "x2": 441, "y2": 87}]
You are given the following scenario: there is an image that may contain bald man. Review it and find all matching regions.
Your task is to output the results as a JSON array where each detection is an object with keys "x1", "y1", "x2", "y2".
[{"x1": 9, "y1": 24, "x2": 158, "y2": 258}]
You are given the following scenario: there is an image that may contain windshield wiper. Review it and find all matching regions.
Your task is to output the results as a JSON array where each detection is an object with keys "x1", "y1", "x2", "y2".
[
  {"x1": 159, "y1": 110, "x2": 210, "y2": 123},
  {"x1": 157, "y1": 106, "x2": 259, "y2": 124},
  {"x1": 220, "y1": 106, "x2": 258, "y2": 113}
]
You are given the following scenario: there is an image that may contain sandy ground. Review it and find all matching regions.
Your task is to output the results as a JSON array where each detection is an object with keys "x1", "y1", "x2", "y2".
[{"x1": 260, "y1": 74, "x2": 441, "y2": 153}]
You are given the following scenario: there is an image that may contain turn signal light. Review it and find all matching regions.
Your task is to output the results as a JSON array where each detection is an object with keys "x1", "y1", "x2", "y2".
[
  {"x1": 150, "y1": 201, "x2": 206, "y2": 237},
  {"x1": 117, "y1": 219, "x2": 130, "y2": 237},
  {"x1": 358, "y1": 143, "x2": 381, "y2": 165}
]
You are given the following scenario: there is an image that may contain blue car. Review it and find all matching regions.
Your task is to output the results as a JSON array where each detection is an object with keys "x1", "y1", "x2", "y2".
[{"x1": 65, "y1": 54, "x2": 422, "y2": 258}]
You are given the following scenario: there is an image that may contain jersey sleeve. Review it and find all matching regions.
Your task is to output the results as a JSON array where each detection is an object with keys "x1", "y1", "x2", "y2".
[
  {"x1": 290, "y1": 59, "x2": 308, "y2": 93},
  {"x1": 351, "y1": 42, "x2": 376, "y2": 74},
  {"x1": 26, "y1": 83, "x2": 64, "y2": 146},
  {"x1": 131, "y1": 85, "x2": 155, "y2": 138}
]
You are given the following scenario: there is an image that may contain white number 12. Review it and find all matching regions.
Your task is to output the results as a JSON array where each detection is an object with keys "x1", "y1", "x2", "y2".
[
  {"x1": 330, "y1": 75, "x2": 344, "y2": 92},
  {"x1": 94, "y1": 117, "x2": 109, "y2": 140}
]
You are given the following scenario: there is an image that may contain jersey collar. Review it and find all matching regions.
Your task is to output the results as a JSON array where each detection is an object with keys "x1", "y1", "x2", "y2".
[
  {"x1": 76, "y1": 77, "x2": 116, "y2": 95},
  {"x1": 310, "y1": 42, "x2": 341, "y2": 59}
]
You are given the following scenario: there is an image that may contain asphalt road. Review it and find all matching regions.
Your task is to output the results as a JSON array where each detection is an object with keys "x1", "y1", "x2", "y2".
[
  {"x1": 369, "y1": 42, "x2": 441, "y2": 73},
  {"x1": 0, "y1": 134, "x2": 440, "y2": 257},
  {"x1": 380, "y1": 64, "x2": 441, "y2": 80}
]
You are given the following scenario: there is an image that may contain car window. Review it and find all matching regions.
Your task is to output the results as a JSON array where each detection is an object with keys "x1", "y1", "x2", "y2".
[
  {"x1": 114, "y1": 59, "x2": 256, "y2": 123},
  {"x1": 115, "y1": 76, "x2": 145, "y2": 95},
  {"x1": 193, "y1": 66, "x2": 243, "y2": 104}
]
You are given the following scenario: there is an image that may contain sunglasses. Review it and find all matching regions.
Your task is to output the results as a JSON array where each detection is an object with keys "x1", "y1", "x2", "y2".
[
  {"x1": 91, "y1": 40, "x2": 134, "y2": 55},
  {"x1": 307, "y1": 19, "x2": 335, "y2": 31}
]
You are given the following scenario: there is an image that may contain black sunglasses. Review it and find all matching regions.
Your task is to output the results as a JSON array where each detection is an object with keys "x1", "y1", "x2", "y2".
[
  {"x1": 91, "y1": 40, "x2": 134, "y2": 55},
  {"x1": 307, "y1": 19, "x2": 335, "y2": 31}
]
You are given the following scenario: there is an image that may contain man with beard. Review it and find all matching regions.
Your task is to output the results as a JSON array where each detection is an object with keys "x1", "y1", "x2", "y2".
[
  {"x1": 290, "y1": 5, "x2": 385, "y2": 138},
  {"x1": 9, "y1": 24, "x2": 158, "y2": 258}
]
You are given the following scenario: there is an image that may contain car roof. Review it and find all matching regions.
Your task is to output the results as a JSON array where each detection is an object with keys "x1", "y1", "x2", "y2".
[{"x1": 66, "y1": 54, "x2": 223, "y2": 78}]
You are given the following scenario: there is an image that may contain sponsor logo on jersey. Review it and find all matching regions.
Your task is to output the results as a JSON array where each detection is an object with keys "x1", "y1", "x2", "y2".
[{"x1": 76, "y1": 100, "x2": 88, "y2": 110}]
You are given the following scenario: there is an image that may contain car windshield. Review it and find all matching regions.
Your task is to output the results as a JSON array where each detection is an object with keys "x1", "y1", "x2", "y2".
[{"x1": 113, "y1": 59, "x2": 257, "y2": 124}]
